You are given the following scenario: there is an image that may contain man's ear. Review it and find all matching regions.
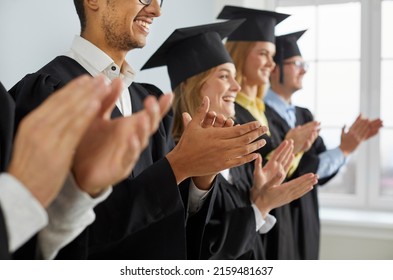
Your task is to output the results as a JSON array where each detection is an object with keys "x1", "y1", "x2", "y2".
[
  {"x1": 272, "y1": 65, "x2": 279, "y2": 74},
  {"x1": 85, "y1": 0, "x2": 99, "y2": 11},
  {"x1": 270, "y1": 65, "x2": 279, "y2": 82}
]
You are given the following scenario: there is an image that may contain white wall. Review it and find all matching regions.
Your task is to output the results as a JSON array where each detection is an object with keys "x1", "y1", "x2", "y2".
[
  {"x1": 321, "y1": 234, "x2": 393, "y2": 260},
  {"x1": 0, "y1": 0, "x2": 80, "y2": 90},
  {"x1": 320, "y1": 208, "x2": 393, "y2": 259}
]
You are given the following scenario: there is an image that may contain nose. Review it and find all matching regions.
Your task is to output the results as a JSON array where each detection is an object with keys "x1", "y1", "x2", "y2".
[
  {"x1": 144, "y1": 0, "x2": 162, "y2": 17},
  {"x1": 266, "y1": 55, "x2": 276, "y2": 70},
  {"x1": 231, "y1": 78, "x2": 241, "y2": 93}
]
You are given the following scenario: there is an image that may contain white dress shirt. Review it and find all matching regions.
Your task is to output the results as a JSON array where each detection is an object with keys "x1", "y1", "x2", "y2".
[
  {"x1": 0, "y1": 173, "x2": 47, "y2": 253},
  {"x1": 38, "y1": 175, "x2": 111, "y2": 259},
  {"x1": 66, "y1": 35, "x2": 135, "y2": 116},
  {"x1": 0, "y1": 172, "x2": 111, "y2": 258}
]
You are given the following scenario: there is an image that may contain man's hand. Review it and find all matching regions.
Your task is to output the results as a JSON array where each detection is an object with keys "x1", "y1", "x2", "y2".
[
  {"x1": 8, "y1": 75, "x2": 111, "y2": 207},
  {"x1": 72, "y1": 79, "x2": 173, "y2": 196},
  {"x1": 366, "y1": 118, "x2": 383, "y2": 140},
  {"x1": 339, "y1": 114, "x2": 370, "y2": 156}
]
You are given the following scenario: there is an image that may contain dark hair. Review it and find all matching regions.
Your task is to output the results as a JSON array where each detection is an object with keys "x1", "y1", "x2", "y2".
[{"x1": 74, "y1": 0, "x2": 86, "y2": 33}]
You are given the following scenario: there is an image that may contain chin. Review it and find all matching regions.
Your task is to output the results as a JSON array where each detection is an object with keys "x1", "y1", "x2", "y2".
[
  {"x1": 258, "y1": 79, "x2": 269, "y2": 86},
  {"x1": 227, "y1": 109, "x2": 235, "y2": 119},
  {"x1": 259, "y1": 75, "x2": 269, "y2": 84},
  {"x1": 295, "y1": 83, "x2": 303, "y2": 90},
  {"x1": 135, "y1": 38, "x2": 147, "y2": 49}
]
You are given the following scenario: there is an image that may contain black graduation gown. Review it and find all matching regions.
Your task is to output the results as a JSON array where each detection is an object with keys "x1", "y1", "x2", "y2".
[
  {"x1": 187, "y1": 165, "x2": 265, "y2": 260},
  {"x1": 0, "y1": 83, "x2": 14, "y2": 172},
  {"x1": 265, "y1": 104, "x2": 337, "y2": 259},
  {"x1": 234, "y1": 102, "x2": 297, "y2": 260},
  {"x1": 0, "y1": 206, "x2": 10, "y2": 260},
  {"x1": 0, "y1": 82, "x2": 13, "y2": 259},
  {"x1": 10, "y1": 56, "x2": 187, "y2": 260}
]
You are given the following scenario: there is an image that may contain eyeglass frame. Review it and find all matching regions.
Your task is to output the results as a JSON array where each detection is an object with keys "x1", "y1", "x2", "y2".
[
  {"x1": 283, "y1": 60, "x2": 309, "y2": 71},
  {"x1": 139, "y1": 0, "x2": 163, "y2": 7}
]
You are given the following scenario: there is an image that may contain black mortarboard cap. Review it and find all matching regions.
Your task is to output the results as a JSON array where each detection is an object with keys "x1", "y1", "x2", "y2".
[
  {"x1": 274, "y1": 30, "x2": 307, "y2": 83},
  {"x1": 141, "y1": 19, "x2": 245, "y2": 89},
  {"x1": 217, "y1": 5, "x2": 290, "y2": 42},
  {"x1": 274, "y1": 30, "x2": 307, "y2": 62}
]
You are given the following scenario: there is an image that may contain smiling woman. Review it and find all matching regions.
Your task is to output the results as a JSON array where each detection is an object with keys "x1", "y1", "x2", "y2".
[{"x1": 140, "y1": 19, "x2": 246, "y2": 140}]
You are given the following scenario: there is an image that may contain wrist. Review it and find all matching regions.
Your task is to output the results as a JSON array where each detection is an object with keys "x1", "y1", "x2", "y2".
[
  {"x1": 258, "y1": 207, "x2": 269, "y2": 219},
  {"x1": 71, "y1": 172, "x2": 109, "y2": 198},
  {"x1": 339, "y1": 145, "x2": 350, "y2": 157},
  {"x1": 192, "y1": 175, "x2": 215, "y2": 190},
  {"x1": 166, "y1": 149, "x2": 188, "y2": 185},
  {"x1": 253, "y1": 199, "x2": 270, "y2": 219},
  {"x1": 8, "y1": 164, "x2": 52, "y2": 208},
  {"x1": 85, "y1": 186, "x2": 110, "y2": 198}
]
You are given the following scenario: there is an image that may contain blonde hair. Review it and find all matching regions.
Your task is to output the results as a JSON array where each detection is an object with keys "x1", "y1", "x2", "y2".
[
  {"x1": 172, "y1": 68, "x2": 215, "y2": 141},
  {"x1": 225, "y1": 41, "x2": 266, "y2": 98}
]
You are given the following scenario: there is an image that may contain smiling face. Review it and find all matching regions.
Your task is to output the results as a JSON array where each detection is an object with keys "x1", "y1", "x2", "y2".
[
  {"x1": 200, "y1": 63, "x2": 241, "y2": 118},
  {"x1": 282, "y1": 56, "x2": 307, "y2": 91},
  {"x1": 93, "y1": 0, "x2": 161, "y2": 52},
  {"x1": 243, "y1": 41, "x2": 276, "y2": 86}
]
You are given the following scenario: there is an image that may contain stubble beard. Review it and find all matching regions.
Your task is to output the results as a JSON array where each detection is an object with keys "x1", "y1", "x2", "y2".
[{"x1": 102, "y1": 15, "x2": 144, "y2": 51}]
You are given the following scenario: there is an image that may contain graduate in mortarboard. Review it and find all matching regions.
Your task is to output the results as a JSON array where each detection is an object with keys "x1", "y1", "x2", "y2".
[
  {"x1": 142, "y1": 19, "x2": 318, "y2": 259},
  {"x1": 266, "y1": 30, "x2": 383, "y2": 259},
  {"x1": 217, "y1": 5, "x2": 322, "y2": 260}
]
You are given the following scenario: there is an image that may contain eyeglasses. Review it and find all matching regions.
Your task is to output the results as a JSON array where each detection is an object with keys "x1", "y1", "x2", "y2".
[
  {"x1": 139, "y1": 0, "x2": 163, "y2": 7},
  {"x1": 283, "y1": 60, "x2": 309, "y2": 71}
]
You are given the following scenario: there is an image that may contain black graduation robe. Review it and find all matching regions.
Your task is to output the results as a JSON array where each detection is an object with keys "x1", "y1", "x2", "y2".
[
  {"x1": 0, "y1": 82, "x2": 14, "y2": 173},
  {"x1": 10, "y1": 56, "x2": 188, "y2": 260},
  {"x1": 0, "y1": 82, "x2": 13, "y2": 260},
  {"x1": 0, "y1": 206, "x2": 10, "y2": 260},
  {"x1": 187, "y1": 164, "x2": 265, "y2": 260},
  {"x1": 234, "y1": 102, "x2": 297, "y2": 260},
  {"x1": 265, "y1": 104, "x2": 337, "y2": 259}
]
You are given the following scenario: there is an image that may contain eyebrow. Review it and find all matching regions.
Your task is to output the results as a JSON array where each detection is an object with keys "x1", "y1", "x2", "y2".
[
  {"x1": 257, "y1": 48, "x2": 275, "y2": 56},
  {"x1": 217, "y1": 68, "x2": 235, "y2": 75},
  {"x1": 257, "y1": 47, "x2": 270, "y2": 52}
]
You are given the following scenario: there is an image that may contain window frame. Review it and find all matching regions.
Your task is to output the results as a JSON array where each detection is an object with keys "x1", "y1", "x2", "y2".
[{"x1": 274, "y1": 0, "x2": 393, "y2": 211}]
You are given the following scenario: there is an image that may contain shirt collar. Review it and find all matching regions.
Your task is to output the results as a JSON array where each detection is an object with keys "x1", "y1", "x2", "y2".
[
  {"x1": 69, "y1": 35, "x2": 135, "y2": 87},
  {"x1": 265, "y1": 88, "x2": 295, "y2": 114},
  {"x1": 236, "y1": 91, "x2": 265, "y2": 112}
]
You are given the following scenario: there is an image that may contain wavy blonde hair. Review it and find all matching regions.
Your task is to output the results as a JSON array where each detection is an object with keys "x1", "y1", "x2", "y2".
[
  {"x1": 172, "y1": 68, "x2": 215, "y2": 141},
  {"x1": 225, "y1": 41, "x2": 266, "y2": 98}
]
